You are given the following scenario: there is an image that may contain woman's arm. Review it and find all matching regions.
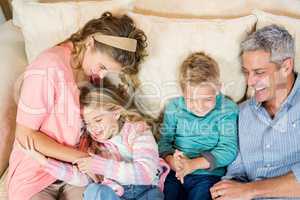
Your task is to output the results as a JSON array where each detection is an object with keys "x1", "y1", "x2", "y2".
[{"x1": 15, "y1": 124, "x2": 88, "y2": 163}]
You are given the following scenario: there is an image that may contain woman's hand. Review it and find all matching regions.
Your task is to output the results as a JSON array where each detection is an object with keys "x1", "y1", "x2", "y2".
[
  {"x1": 17, "y1": 136, "x2": 48, "y2": 166},
  {"x1": 73, "y1": 156, "x2": 93, "y2": 174}
]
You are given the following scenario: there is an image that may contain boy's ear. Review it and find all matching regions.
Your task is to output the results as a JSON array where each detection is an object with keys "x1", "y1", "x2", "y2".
[{"x1": 215, "y1": 83, "x2": 222, "y2": 95}]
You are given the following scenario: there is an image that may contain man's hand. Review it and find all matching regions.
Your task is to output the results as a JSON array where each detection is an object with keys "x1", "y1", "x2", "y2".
[{"x1": 210, "y1": 180, "x2": 254, "y2": 200}]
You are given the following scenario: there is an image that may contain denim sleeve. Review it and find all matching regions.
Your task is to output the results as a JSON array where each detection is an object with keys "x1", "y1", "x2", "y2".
[{"x1": 158, "y1": 100, "x2": 178, "y2": 158}]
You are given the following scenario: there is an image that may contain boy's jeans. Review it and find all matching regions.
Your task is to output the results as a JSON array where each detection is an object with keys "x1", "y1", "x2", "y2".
[
  {"x1": 83, "y1": 183, "x2": 164, "y2": 200},
  {"x1": 164, "y1": 170, "x2": 221, "y2": 200}
]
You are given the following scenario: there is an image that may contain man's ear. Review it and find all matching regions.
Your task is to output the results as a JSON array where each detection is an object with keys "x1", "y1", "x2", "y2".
[{"x1": 281, "y1": 58, "x2": 294, "y2": 77}]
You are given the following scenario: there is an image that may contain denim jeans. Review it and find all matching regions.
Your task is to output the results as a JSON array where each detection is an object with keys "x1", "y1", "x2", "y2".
[
  {"x1": 83, "y1": 183, "x2": 164, "y2": 200},
  {"x1": 163, "y1": 170, "x2": 221, "y2": 200}
]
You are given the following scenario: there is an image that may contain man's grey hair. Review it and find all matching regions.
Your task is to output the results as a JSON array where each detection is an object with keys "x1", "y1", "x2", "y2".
[{"x1": 241, "y1": 24, "x2": 295, "y2": 65}]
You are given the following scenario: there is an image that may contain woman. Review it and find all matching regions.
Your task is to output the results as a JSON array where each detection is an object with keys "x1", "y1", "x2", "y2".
[{"x1": 7, "y1": 12, "x2": 147, "y2": 200}]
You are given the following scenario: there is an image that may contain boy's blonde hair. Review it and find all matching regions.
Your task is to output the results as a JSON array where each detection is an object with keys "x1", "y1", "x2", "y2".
[{"x1": 179, "y1": 52, "x2": 220, "y2": 91}]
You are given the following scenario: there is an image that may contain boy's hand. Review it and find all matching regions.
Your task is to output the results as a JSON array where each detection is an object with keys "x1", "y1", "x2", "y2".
[
  {"x1": 165, "y1": 154, "x2": 181, "y2": 172},
  {"x1": 174, "y1": 150, "x2": 194, "y2": 183}
]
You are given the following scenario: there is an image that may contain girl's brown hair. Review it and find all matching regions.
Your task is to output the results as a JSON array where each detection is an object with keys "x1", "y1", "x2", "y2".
[{"x1": 66, "y1": 12, "x2": 147, "y2": 89}]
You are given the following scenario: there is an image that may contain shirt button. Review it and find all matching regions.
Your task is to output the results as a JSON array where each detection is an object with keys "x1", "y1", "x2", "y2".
[
  {"x1": 292, "y1": 123, "x2": 296, "y2": 128},
  {"x1": 265, "y1": 164, "x2": 271, "y2": 168},
  {"x1": 266, "y1": 144, "x2": 271, "y2": 149}
]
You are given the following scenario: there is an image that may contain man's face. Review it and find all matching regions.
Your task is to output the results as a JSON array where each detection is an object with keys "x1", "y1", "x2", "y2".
[{"x1": 242, "y1": 50, "x2": 288, "y2": 103}]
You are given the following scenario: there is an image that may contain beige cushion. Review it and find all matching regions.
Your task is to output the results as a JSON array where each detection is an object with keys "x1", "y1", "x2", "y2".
[
  {"x1": 0, "y1": 20, "x2": 27, "y2": 179},
  {"x1": 12, "y1": 0, "x2": 134, "y2": 27},
  {"x1": 0, "y1": 168, "x2": 8, "y2": 200},
  {"x1": 12, "y1": 0, "x2": 132, "y2": 62},
  {"x1": 254, "y1": 10, "x2": 300, "y2": 72},
  {"x1": 133, "y1": 0, "x2": 300, "y2": 19},
  {"x1": 128, "y1": 13, "x2": 257, "y2": 118}
]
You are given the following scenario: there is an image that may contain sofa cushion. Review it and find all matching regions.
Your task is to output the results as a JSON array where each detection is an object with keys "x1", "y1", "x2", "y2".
[
  {"x1": 11, "y1": 0, "x2": 131, "y2": 62},
  {"x1": 133, "y1": 0, "x2": 300, "y2": 19},
  {"x1": 0, "y1": 20, "x2": 27, "y2": 179},
  {"x1": 0, "y1": 168, "x2": 8, "y2": 200},
  {"x1": 128, "y1": 13, "x2": 257, "y2": 118},
  {"x1": 254, "y1": 10, "x2": 300, "y2": 73}
]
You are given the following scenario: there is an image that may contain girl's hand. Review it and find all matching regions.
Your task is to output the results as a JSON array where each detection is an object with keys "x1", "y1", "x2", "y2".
[{"x1": 17, "y1": 136, "x2": 48, "y2": 166}]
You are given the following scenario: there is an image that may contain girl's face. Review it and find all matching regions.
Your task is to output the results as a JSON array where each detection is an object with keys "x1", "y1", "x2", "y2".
[
  {"x1": 82, "y1": 38, "x2": 122, "y2": 81},
  {"x1": 183, "y1": 84, "x2": 218, "y2": 117},
  {"x1": 83, "y1": 106, "x2": 120, "y2": 142}
]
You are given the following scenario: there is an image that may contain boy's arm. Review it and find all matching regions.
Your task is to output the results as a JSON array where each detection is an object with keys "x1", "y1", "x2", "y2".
[
  {"x1": 158, "y1": 100, "x2": 178, "y2": 158},
  {"x1": 188, "y1": 109, "x2": 238, "y2": 172}
]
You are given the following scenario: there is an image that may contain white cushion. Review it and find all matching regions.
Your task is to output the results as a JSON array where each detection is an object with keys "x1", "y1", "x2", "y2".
[
  {"x1": 12, "y1": 0, "x2": 132, "y2": 62},
  {"x1": 254, "y1": 10, "x2": 300, "y2": 72},
  {"x1": 133, "y1": 0, "x2": 300, "y2": 19},
  {"x1": 129, "y1": 13, "x2": 257, "y2": 118}
]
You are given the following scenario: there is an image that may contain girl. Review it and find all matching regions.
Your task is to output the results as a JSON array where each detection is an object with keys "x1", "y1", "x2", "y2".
[
  {"x1": 8, "y1": 12, "x2": 147, "y2": 200},
  {"x1": 20, "y1": 87, "x2": 168, "y2": 200}
]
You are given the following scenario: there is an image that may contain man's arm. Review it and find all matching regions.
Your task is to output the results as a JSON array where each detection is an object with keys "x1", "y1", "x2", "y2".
[{"x1": 249, "y1": 172, "x2": 300, "y2": 198}]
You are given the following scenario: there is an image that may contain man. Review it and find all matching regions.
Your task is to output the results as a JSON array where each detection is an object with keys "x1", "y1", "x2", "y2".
[{"x1": 210, "y1": 25, "x2": 300, "y2": 200}]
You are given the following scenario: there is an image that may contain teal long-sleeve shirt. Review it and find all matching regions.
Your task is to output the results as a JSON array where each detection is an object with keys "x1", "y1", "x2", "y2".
[{"x1": 158, "y1": 94, "x2": 238, "y2": 177}]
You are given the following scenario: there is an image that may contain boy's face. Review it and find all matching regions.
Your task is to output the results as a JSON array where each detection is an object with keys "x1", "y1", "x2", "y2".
[
  {"x1": 183, "y1": 84, "x2": 218, "y2": 117},
  {"x1": 83, "y1": 107, "x2": 120, "y2": 142}
]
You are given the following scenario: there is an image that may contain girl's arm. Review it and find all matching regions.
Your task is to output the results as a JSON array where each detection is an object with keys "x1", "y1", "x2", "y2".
[
  {"x1": 88, "y1": 130, "x2": 159, "y2": 185},
  {"x1": 16, "y1": 124, "x2": 88, "y2": 163},
  {"x1": 44, "y1": 159, "x2": 90, "y2": 187}
]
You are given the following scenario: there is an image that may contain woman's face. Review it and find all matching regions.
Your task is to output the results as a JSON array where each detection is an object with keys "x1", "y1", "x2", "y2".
[
  {"x1": 82, "y1": 39, "x2": 122, "y2": 82},
  {"x1": 83, "y1": 106, "x2": 120, "y2": 142}
]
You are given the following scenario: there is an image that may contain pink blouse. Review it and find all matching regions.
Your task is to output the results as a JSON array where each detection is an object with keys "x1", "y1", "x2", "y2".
[{"x1": 7, "y1": 43, "x2": 82, "y2": 200}]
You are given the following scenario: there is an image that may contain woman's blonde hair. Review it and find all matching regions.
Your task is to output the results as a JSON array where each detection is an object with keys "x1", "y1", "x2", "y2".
[
  {"x1": 64, "y1": 12, "x2": 147, "y2": 89},
  {"x1": 179, "y1": 52, "x2": 220, "y2": 91},
  {"x1": 80, "y1": 85, "x2": 159, "y2": 138}
]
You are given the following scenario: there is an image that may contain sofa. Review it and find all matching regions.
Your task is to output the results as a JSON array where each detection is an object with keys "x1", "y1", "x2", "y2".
[{"x1": 1, "y1": 0, "x2": 300, "y2": 199}]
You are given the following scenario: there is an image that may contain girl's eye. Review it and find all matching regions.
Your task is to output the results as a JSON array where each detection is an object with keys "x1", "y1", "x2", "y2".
[
  {"x1": 100, "y1": 65, "x2": 107, "y2": 71},
  {"x1": 95, "y1": 119, "x2": 102, "y2": 123}
]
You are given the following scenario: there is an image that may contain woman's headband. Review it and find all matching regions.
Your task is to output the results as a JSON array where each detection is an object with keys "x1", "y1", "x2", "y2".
[{"x1": 92, "y1": 33, "x2": 137, "y2": 52}]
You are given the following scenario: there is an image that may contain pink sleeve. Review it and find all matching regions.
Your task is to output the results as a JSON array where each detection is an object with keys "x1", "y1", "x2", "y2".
[
  {"x1": 16, "y1": 67, "x2": 55, "y2": 130},
  {"x1": 44, "y1": 158, "x2": 90, "y2": 187},
  {"x1": 90, "y1": 130, "x2": 160, "y2": 185}
]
